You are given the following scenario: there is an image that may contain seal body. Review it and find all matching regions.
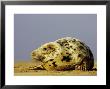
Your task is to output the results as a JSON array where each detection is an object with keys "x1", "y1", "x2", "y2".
[{"x1": 31, "y1": 37, "x2": 94, "y2": 71}]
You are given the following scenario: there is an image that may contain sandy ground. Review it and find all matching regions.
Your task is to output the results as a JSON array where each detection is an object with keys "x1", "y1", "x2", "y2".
[{"x1": 14, "y1": 61, "x2": 97, "y2": 76}]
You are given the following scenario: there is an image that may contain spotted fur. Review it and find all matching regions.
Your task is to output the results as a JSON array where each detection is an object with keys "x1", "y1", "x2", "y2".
[{"x1": 31, "y1": 37, "x2": 94, "y2": 71}]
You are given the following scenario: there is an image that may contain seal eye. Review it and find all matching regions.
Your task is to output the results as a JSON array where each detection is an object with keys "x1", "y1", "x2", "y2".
[{"x1": 43, "y1": 48, "x2": 47, "y2": 50}]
